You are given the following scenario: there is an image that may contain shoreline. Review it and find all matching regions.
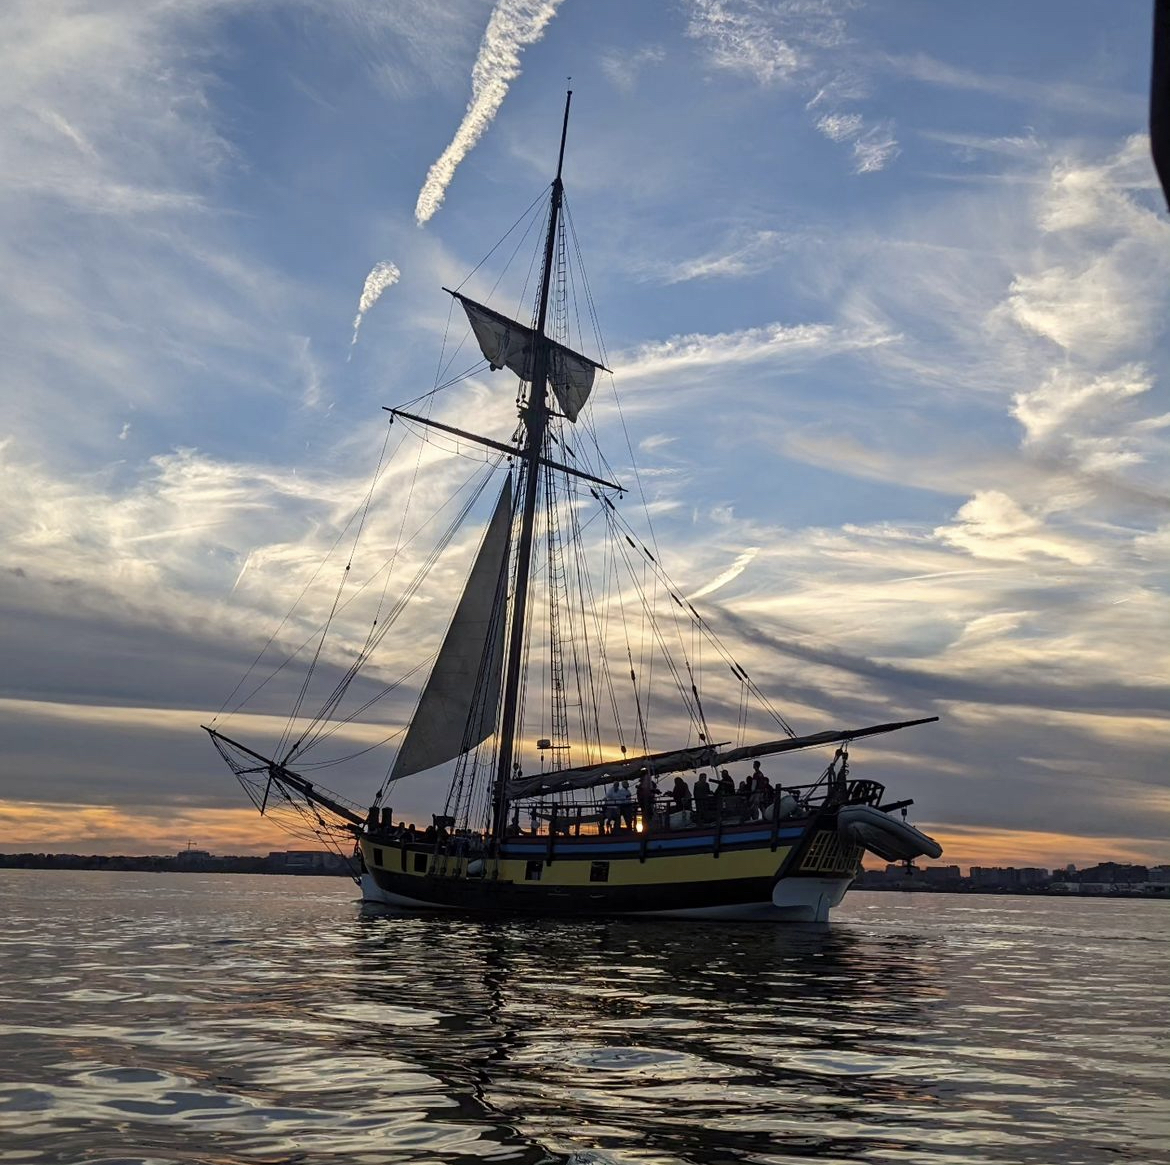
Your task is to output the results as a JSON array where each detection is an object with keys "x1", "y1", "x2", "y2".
[{"x1": 1, "y1": 855, "x2": 1166, "y2": 898}]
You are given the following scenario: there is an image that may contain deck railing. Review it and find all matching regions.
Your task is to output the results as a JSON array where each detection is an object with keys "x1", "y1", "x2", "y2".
[{"x1": 364, "y1": 777, "x2": 888, "y2": 848}]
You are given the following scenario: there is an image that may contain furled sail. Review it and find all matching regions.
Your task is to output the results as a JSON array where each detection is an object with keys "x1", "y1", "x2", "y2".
[
  {"x1": 506, "y1": 744, "x2": 722, "y2": 799},
  {"x1": 390, "y1": 478, "x2": 513, "y2": 781},
  {"x1": 450, "y1": 290, "x2": 607, "y2": 422},
  {"x1": 504, "y1": 716, "x2": 939, "y2": 799}
]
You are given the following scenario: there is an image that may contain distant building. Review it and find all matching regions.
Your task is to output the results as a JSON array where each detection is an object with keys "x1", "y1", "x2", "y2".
[
  {"x1": 265, "y1": 850, "x2": 352, "y2": 875},
  {"x1": 921, "y1": 865, "x2": 962, "y2": 883},
  {"x1": 971, "y1": 866, "x2": 1014, "y2": 887},
  {"x1": 967, "y1": 866, "x2": 1046, "y2": 887},
  {"x1": 174, "y1": 848, "x2": 212, "y2": 867},
  {"x1": 1077, "y1": 863, "x2": 1149, "y2": 885},
  {"x1": 838, "y1": 859, "x2": 1165, "y2": 897},
  {"x1": 1017, "y1": 867, "x2": 1049, "y2": 886}
]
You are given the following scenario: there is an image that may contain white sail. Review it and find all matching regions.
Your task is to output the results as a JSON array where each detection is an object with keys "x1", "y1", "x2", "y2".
[
  {"x1": 452, "y1": 291, "x2": 605, "y2": 422},
  {"x1": 390, "y1": 478, "x2": 513, "y2": 781}
]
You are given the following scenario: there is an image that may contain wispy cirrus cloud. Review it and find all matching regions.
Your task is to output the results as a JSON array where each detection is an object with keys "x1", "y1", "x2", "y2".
[
  {"x1": 816, "y1": 111, "x2": 862, "y2": 141},
  {"x1": 884, "y1": 51, "x2": 1145, "y2": 119},
  {"x1": 638, "y1": 228, "x2": 800, "y2": 284},
  {"x1": 812, "y1": 106, "x2": 899, "y2": 173},
  {"x1": 851, "y1": 120, "x2": 899, "y2": 172},
  {"x1": 687, "y1": 0, "x2": 899, "y2": 173},
  {"x1": 600, "y1": 45, "x2": 666, "y2": 93},
  {"x1": 685, "y1": 0, "x2": 819, "y2": 84},
  {"x1": 414, "y1": 0, "x2": 565, "y2": 225},
  {"x1": 616, "y1": 319, "x2": 896, "y2": 383},
  {"x1": 919, "y1": 129, "x2": 1045, "y2": 161}
]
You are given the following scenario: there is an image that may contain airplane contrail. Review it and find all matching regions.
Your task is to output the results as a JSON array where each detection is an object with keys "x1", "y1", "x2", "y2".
[{"x1": 414, "y1": 0, "x2": 565, "y2": 226}]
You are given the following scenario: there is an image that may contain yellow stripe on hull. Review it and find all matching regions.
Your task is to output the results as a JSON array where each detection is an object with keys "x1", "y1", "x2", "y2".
[{"x1": 360, "y1": 839, "x2": 796, "y2": 887}]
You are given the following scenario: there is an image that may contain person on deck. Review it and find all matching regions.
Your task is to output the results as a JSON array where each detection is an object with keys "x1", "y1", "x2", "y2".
[
  {"x1": 749, "y1": 762, "x2": 772, "y2": 820},
  {"x1": 602, "y1": 781, "x2": 622, "y2": 834},
  {"x1": 715, "y1": 770, "x2": 735, "y2": 798},
  {"x1": 637, "y1": 771, "x2": 657, "y2": 827},
  {"x1": 694, "y1": 772, "x2": 714, "y2": 820},
  {"x1": 670, "y1": 775, "x2": 693, "y2": 813},
  {"x1": 619, "y1": 780, "x2": 635, "y2": 831}
]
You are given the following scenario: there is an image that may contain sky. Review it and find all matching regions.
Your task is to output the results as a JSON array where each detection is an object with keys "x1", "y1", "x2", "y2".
[{"x1": 1, "y1": 0, "x2": 1167, "y2": 869}]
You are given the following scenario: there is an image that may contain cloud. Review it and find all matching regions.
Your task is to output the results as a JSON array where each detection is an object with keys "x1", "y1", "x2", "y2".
[
  {"x1": 641, "y1": 229, "x2": 799, "y2": 284},
  {"x1": 816, "y1": 112, "x2": 862, "y2": 141},
  {"x1": 688, "y1": 1, "x2": 898, "y2": 175},
  {"x1": 615, "y1": 319, "x2": 895, "y2": 384},
  {"x1": 350, "y1": 260, "x2": 401, "y2": 350},
  {"x1": 920, "y1": 825, "x2": 1165, "y2": 869},
  {"x1": 884, "y1": 52, "x2": 1144, "y2": 119},
  {"x1": 919, "y1": 129, "x2": 1045, "y2": 161},
  {"x1": 685, "y1": 0, "x2": 809, "y2": 85},
  {"x1": 600, "y1": 45, "x2": 666, "y2": 94},
  {"x1": 996, "y1": 147, "x2": 1170, "y2": 373},
  {"x1": 1007, "y1": 260, "x2": 1146, "y2": 357},
  {"x1": 711, "y1": 603, "x2": 1166, "y2": 719},
  {"x1": 688, "y1": 547, "x2": 760, "y2": 600},
  {"x1": 414, "y1": 0, "x2": 566, "y2": 225},
  {"x1": 0, "y1": 800, "x2": 297, "y2": 856},
  {"x1": 851, "y1": 120, "x2": 899, "y2": 173},
  {"x1": 1012, "y1": 364, "x2": 1162, "y2": 475},
  {"x1": 934, "y1": 490, "x2": 1095, "y2": 565}
]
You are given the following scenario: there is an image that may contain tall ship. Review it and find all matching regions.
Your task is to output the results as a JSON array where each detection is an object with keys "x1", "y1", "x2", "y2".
[{"x1": 206, "y1": 94, "x2": 942, "y2": 922}]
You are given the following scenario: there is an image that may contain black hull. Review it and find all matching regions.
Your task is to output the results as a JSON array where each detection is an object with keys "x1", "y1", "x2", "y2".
[
  {"x1": 358, "y1": 815, "x2": 862, "y2": 920},
  {"x1": 366, "y1": 865, "x2": 781, "y2": 916}
]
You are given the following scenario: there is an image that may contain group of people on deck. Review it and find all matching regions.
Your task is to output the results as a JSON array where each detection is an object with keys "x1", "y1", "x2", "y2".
[{"x1": 599, "y1": 760, "x2": 782, "y2": 833}]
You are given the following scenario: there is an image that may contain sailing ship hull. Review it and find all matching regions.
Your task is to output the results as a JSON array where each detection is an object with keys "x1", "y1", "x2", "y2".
[{"x1": 356, "y1": 814, "x2": 861, "y2": 923}]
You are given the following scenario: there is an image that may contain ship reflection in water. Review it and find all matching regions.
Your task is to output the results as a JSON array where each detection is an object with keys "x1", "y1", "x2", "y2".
[
  {"x1": 0, "y1": 874, "x2": 1164, "y2": 1165},
  {"x1": 342, "y1": 910, "x2": 947, "y2": 1164}
]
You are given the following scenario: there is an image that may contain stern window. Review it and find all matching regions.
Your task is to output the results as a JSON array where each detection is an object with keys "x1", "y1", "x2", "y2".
[
  {"x1": 589, "y1": 861, "x2": 610, "y2": 883},
  {"x1": 373, "y1": 848, "x2": 384, "y2": 866},
  {"x1": 413, "y1": 852, "x2": 428, "y2": 873},
  {"x1": 525, "y1": 860, "x2": 543, "y2": 881}
]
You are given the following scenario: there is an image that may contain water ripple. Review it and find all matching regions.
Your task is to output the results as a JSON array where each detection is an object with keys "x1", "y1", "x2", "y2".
[{"x1": 0, "y1": 872, "x2": 1167, "y2": 1164}]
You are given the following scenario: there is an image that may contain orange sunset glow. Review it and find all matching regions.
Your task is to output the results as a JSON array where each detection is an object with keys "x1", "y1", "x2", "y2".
[{"x1": 1, "y1": 798, "x2": 1162, "y2": 872}]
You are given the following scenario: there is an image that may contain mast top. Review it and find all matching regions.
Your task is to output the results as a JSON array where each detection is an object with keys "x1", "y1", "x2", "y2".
[{"x1": 555, "y1": 89, "x2": 573, "y2": 182}]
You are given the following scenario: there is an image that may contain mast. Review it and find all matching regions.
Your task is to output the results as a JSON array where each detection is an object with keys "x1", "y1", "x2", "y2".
[{"x1": 491, "y1": 89, "x2": 573, "y2": 839}]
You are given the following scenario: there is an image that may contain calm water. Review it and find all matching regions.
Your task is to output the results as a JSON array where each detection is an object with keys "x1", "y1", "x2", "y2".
[{"x1": 0, "y1": 872, "x2": 1166, "y2": 1165}]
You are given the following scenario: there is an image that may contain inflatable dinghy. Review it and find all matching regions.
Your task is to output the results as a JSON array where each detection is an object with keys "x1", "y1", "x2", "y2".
[{"x1": 837, "y1": 804, "x2": 942, "y2": 862}]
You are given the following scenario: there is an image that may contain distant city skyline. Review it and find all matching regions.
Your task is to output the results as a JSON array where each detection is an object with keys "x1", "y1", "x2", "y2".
[{"x1": 1, "y1": 2, "x2": 1167, "y2": 867}]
